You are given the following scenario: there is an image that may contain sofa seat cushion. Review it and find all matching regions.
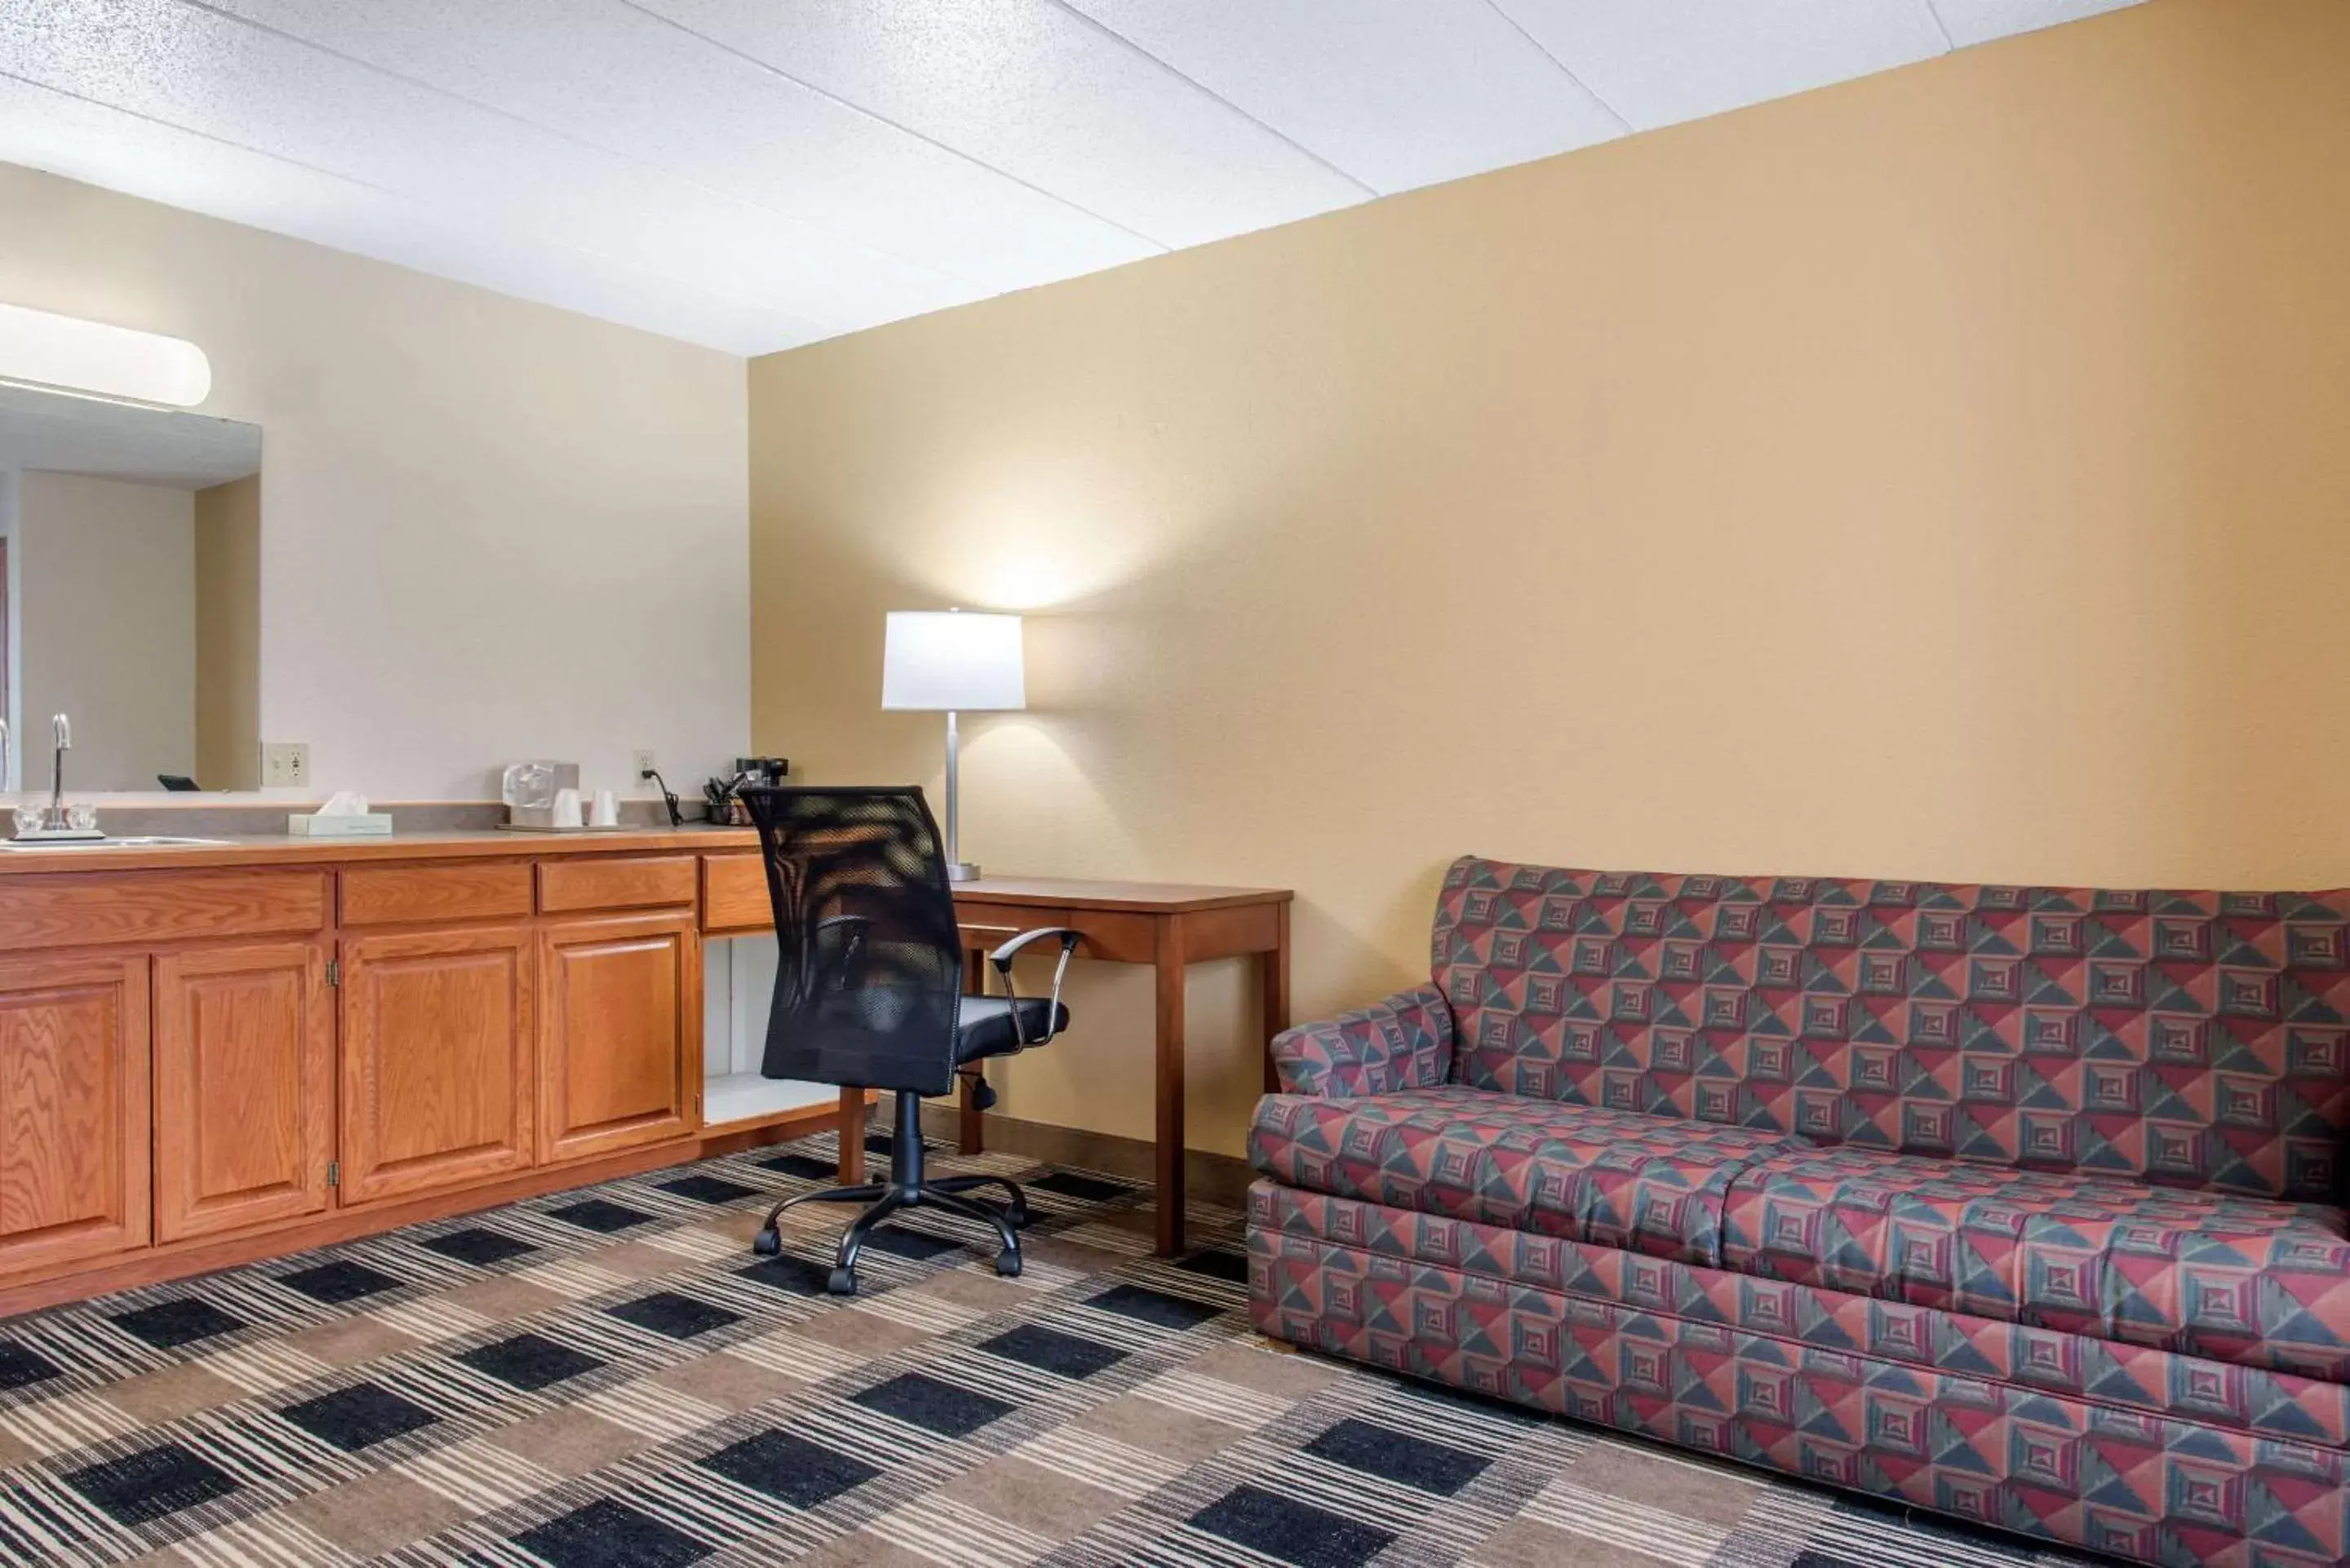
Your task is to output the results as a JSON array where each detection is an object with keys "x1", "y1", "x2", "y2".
[
  {"x1": 1249, "y1": 1087, "x2": 1809, "y2": 1266},
  {"x1": 1721, "y1": 1145, "x2": 2350, "y2": 1381}
]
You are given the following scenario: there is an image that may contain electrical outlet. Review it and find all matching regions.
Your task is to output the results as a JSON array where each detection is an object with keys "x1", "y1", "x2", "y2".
[
  {"x1": 633, "y1": 749, "x2": 658, "y2": 781},
  {"x1": 261, "y1": 741, "x2": 310, "y2": 788}
]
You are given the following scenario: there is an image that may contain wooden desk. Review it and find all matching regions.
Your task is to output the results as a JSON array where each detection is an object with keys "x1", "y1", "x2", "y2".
[{"x1": 701, "y1": 860, "x2": 1292, "y2": 1256}]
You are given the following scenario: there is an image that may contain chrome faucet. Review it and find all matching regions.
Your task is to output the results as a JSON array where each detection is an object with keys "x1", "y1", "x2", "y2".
[{"x1": 39, "y1": 714, "x2": 70, "y2": 833}]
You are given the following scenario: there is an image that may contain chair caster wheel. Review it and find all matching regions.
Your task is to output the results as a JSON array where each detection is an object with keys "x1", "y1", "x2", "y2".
[
  {"x1": 752, "y1": 1228, "x2": 782, "y2": 1257},
  {"x1": 827, "y1": 1268, "x2": 858, "y2": 1296},
  {"x1": 995, "y1": 1251, "x2": 1022, "y2": 1278}
]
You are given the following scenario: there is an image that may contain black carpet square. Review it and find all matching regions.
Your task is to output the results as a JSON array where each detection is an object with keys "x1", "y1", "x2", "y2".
[
  {"x1": 1087, "y1": 1282, "x2": 1222, "y2": 1331},
  {"x1": 656, "y1": 1175, "x2": 759, "y2": 1205},
  {"x1": 0, "y1": 1341, "x2": 61, "y2": 1391},
  {"x1": 697, "y1": 1429, "x2": 878, "y2": 1508},
  {"x1": 1191, "y1": 1485, "x2": 1396, "y2": 1568},
  {"x1": 861, "y1": 1225, "x2": 966, "y2": 1261},
  {"x1": 417, "y1": 1226, "x2": 536, "y2": 1267},
  {"x1": 980, "y1": 1323, "x2": 1127, "y2": 1380},
  {"x1": 65, "y1": 1442, "x2": 241, "y2": 1527},
  {"x1": 281, "y1": 1381, "x2": 439, "y2": 1452},
  {"x1": 851, "y1": 1371, "x2": 1013, "y2": 1438},
  {"x1": 110, "y1": 1298, "x2": 243, "y2": 1350},
  {"x1": 760, "y1": 1153, "x2": 837, "y2": 1180},
  {"x1": 1030, "y1": 1170, "x2": 1133, "y2": 1203},
  {"x1": 277, "y1": 1260, "x2": 405, "y2": 1305},
  {"x1": 1305, "y1": 1418, "x2": 1489, "y2": 1495},
  {"x1": 456, "y1": 1332, "x2": 605, "y2": 1392},
  {"x1": 545, "y1": 1198, "x2": 655, "y2": 1233},
  {"x1": 737, "y1": 1255, "x2": 830, "y2": 1296},
  {"x1": 606, "y1": 1292, "x2": 741, "y2": 1340},
  {"x1": 512, "y1": 1498, "x2": 710, "y2": 1568},
  {"x1": 1177, "y1": 1248, "x2": 1249, "y2": 1283}
]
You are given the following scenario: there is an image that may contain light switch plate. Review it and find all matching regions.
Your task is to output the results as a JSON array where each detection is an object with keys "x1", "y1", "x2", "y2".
[{"x1": 261, "y1": 741, "x2": 310, "y2": 788}]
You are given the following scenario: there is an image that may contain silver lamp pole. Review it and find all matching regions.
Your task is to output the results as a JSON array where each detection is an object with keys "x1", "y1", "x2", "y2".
[{"x1": 943, "y1": 707, "x2": 974, "y2": 880}]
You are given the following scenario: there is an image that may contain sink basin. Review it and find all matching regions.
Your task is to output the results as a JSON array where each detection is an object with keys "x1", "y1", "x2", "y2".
[{"x1": 0, "y1": 835, "x2": 233, "y2": 851}]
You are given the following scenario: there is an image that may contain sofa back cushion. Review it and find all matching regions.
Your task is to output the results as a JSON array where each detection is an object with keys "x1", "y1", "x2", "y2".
[{"x1": 1430, "y1": 857, "x2": 2350, "y2": 1202}]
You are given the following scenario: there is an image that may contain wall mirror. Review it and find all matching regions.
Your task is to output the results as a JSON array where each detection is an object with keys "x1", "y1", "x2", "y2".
[{"x1": 0, "y1": 381, "x2": 262, "y2": 792}]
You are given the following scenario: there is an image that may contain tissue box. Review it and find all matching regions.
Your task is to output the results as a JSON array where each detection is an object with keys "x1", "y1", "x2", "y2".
[{"x1": 289, "y1": 812, "x2": 393, "y2": 837}]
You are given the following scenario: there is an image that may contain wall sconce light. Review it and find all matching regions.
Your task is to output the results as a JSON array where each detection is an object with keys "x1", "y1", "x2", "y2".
[{"x1": 0, "y1": 301, "x2": 211, "y2": 407}]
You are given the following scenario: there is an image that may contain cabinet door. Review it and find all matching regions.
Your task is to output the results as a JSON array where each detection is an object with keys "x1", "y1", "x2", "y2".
[
  {"x1": 341, "y1": 926, "x2": 534, "y2": 1205},
  {"x1": 0, "y1": 955, "x2": 149, "y2": 1275},
  {"x1": 153, "y1": 941, "x2": 334, "y2": 1242},
  {"x1": 539, "y1": 912, "x2": 698, "y2": 1163}
]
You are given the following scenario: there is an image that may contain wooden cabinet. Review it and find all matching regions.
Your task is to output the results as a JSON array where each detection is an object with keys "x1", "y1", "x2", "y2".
[
  {"x1": 153, "y1": 941, "x2": 334, "y2": 1242},
  {"x1": 339, "y1": 925, "x2": 535, "y2": 1205},
  {"x1": 0, "y1": 955, "x2": 149, "y2": 1276},
  {"x1": 539, "y1": 912, "x2": 698, "y2": 1163}
]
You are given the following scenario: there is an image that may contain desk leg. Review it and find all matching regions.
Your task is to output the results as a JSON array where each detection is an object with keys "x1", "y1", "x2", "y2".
[
  {"x1": 960, "y1": 949, "x2": 987, "y2": 1155},
  {"x1": 1263, "y1": 901, "x2": 1292, "y2": 1094},
  {"x1": 1155, "y1": 918, "x2": 1187, "y2": 1256},
  {"x1": 837, "y1": 1087, "x2": 867, "y2": 1184}
]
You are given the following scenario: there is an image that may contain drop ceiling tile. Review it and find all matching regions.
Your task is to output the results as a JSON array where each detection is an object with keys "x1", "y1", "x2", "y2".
[
  {"x1": 0, "y1": 75, "x2": 818, "y2": 353},
  {"x1": 202, "y1": 0, "x2": 1155, "y2": 294},
  {"x1": 1060, "y1": 0, "x2": 1625, "y2": 195},
  {"x1": 628, "y1": 0, "x2": 1363, "y2": 250},
  {"x1": 1927, "y1": 0, "x2": 2144, "y2": 50},
  {"x1": 1, "y1": 0, "x2": 976, "y2": 335},
  {"x1": 1492, "y1": 0, "x2": 1950, "y2": 133}
]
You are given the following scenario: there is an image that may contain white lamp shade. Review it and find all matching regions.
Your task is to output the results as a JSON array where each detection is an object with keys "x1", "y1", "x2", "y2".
[
  {"x1": 0, "y1": 302, "x2": 211, "y2": 408},
  {"x1": 881, "y1": 611, "x2": 1025, "y2": 711}
]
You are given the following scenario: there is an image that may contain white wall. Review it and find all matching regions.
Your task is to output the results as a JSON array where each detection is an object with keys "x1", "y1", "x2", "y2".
[
  {"x1": 0, "y1": 164, "x2": 748, "y2": 799},
  {"x1": 15, "y1": 470, "x2": 195, "y2": 791}
]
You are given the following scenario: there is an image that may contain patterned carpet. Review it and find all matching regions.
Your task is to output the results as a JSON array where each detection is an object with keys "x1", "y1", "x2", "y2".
[{"x1": 0, "y1": 1130, "x2": 2104, "y2": 1568}]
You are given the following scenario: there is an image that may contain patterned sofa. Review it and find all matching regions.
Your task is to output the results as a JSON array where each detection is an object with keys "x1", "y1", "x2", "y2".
[{"x1": 1248, "y1": 857, "x2": 2350, "y2": 1568}]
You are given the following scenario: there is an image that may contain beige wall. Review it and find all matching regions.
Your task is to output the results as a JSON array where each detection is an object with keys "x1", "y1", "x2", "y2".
[
  {"x1": 193, "y1": 473, "x2": 260, "y2": 791},
  {"x1": 747, "y1": 0, "x2": 2350, "y2": 1157},
  {"x1": 0, "y1": 164, "x2": 748, "y2": 800},
  {"x1": 16, "y1": 470, "x2": 196, "y2": 791}
]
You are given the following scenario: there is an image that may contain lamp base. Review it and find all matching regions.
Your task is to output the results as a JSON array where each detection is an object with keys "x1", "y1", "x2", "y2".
[{"x1": 947, "y1": 862, "x2": 981, "y2": 883}]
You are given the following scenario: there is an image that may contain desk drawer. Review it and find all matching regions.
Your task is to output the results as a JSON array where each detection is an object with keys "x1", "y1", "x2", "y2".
[
  {"x1": 953, "y1": 900, "x2": 1065, "y2": 947},
  {"x1": 539, "y1": 856, "x2": 698, "y2": 915},
  {"x1": 700, "y1": 853, "x2": 769, "y2": 934},
  {"x1": 0, "y1": 870, "x2": 327, "y2": 951},
  {"x1": 343, "y1": 862, "x2": 533, "y2": 927}
]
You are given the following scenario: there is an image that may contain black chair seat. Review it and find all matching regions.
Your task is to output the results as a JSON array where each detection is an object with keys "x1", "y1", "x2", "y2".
[{"x1": 956, "y1": 994, "x2": 1071, "y2": 1063}]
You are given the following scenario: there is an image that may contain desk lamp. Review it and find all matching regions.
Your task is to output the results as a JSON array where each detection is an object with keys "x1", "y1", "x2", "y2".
[{"x1": 881, "y1": 609, "x2": 1023, "y2": 881}]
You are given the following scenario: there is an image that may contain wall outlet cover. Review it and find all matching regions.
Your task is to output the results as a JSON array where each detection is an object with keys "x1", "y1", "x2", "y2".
[
  {"x1": 262, "y1": 741, "x2": 311, "y2": 787},
  {"x1": 633, "y1": 748, "x2": 658, "y2": 779}
]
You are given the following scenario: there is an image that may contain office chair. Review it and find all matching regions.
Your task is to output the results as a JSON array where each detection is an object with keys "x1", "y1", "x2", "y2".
[{"x1": 741, "y1": 786, "x2": 1080, "y2": 1294}]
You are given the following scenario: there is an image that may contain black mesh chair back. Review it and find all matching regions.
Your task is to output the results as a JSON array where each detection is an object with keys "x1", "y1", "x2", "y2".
[{"x1": 743, "y1": 786, "x2": 965, "y2": 1098}]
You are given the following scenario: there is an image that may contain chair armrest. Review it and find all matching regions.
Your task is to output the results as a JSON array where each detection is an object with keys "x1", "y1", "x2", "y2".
[
  {"x1": 988, "y1": 927, "x2": 1083, "y2": 1048},
  {"x1": 1269, "y1": 982, "x2": 1455, "y2": 1096}
]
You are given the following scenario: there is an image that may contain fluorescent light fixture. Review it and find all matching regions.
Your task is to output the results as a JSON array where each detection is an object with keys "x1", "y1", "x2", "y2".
[{"x1": 0, "y1": 301, "x2": 211, "y2": 407}]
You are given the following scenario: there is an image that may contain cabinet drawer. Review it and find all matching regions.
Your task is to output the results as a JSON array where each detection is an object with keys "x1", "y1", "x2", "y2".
[
  {"x1": 0, "y1": 870, "x2": 326, "y2": 951},
  {"x1": 539, "y1": 856, "x2": 698, "y2": 915},
  {"x1": 342, "y1": 862, "x2": 533, "y2": 927},
  {"x1": 700, "y1": 853, "x2": 770, "y2": 934},
  {"x1": 955, "y1": 901, "x2": 1070, "y2": 947}
]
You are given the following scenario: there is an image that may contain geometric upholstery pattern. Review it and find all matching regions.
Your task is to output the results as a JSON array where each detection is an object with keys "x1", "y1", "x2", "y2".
[
  {"x1": 1251, "y1": 1087, "x2": 1806, "y2": 1267},
  {"x1": 1268, "y1": 981, "x2": 1455, "y2": 1098},
  {"x1": 1718, "y1": 1144, "x2": 2350, "y2": 1382},
  {"x1": 1251, "y1": 1181, "x2": 2350, "y2": 1568},
  {"x1": 1433, "y1": 857, "x2": 2350, "y2": 1202}
]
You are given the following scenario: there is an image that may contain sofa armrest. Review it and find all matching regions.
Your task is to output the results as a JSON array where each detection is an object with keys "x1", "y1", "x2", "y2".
[{"x1": 1270, "y1": 982, "x2": 1456, "y2": 1097}]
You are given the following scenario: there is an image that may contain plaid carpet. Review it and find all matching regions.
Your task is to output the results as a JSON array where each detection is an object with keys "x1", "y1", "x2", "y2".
[{"x1": 0, "y1": 1130, "x2": 2102, "y2": 1567}]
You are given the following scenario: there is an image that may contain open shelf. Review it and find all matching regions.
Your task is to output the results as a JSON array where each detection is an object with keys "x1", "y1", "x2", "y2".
[{"x1": 704, "y1": 1072, "x2": 836, "y2": 1132}]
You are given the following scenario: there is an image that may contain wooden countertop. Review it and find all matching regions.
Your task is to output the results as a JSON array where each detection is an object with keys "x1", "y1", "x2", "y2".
[
  {"x1": 0, "y1": 826, "x2": 761, "y2": 877},
  {"x1": 0, "y1": 833, "x2": 1293, "y2": 911}
]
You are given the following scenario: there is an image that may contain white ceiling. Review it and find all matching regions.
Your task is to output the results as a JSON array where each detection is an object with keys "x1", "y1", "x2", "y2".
[{"x1": 0, "y1": 0, "x2": 2141, "y2": 357}]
